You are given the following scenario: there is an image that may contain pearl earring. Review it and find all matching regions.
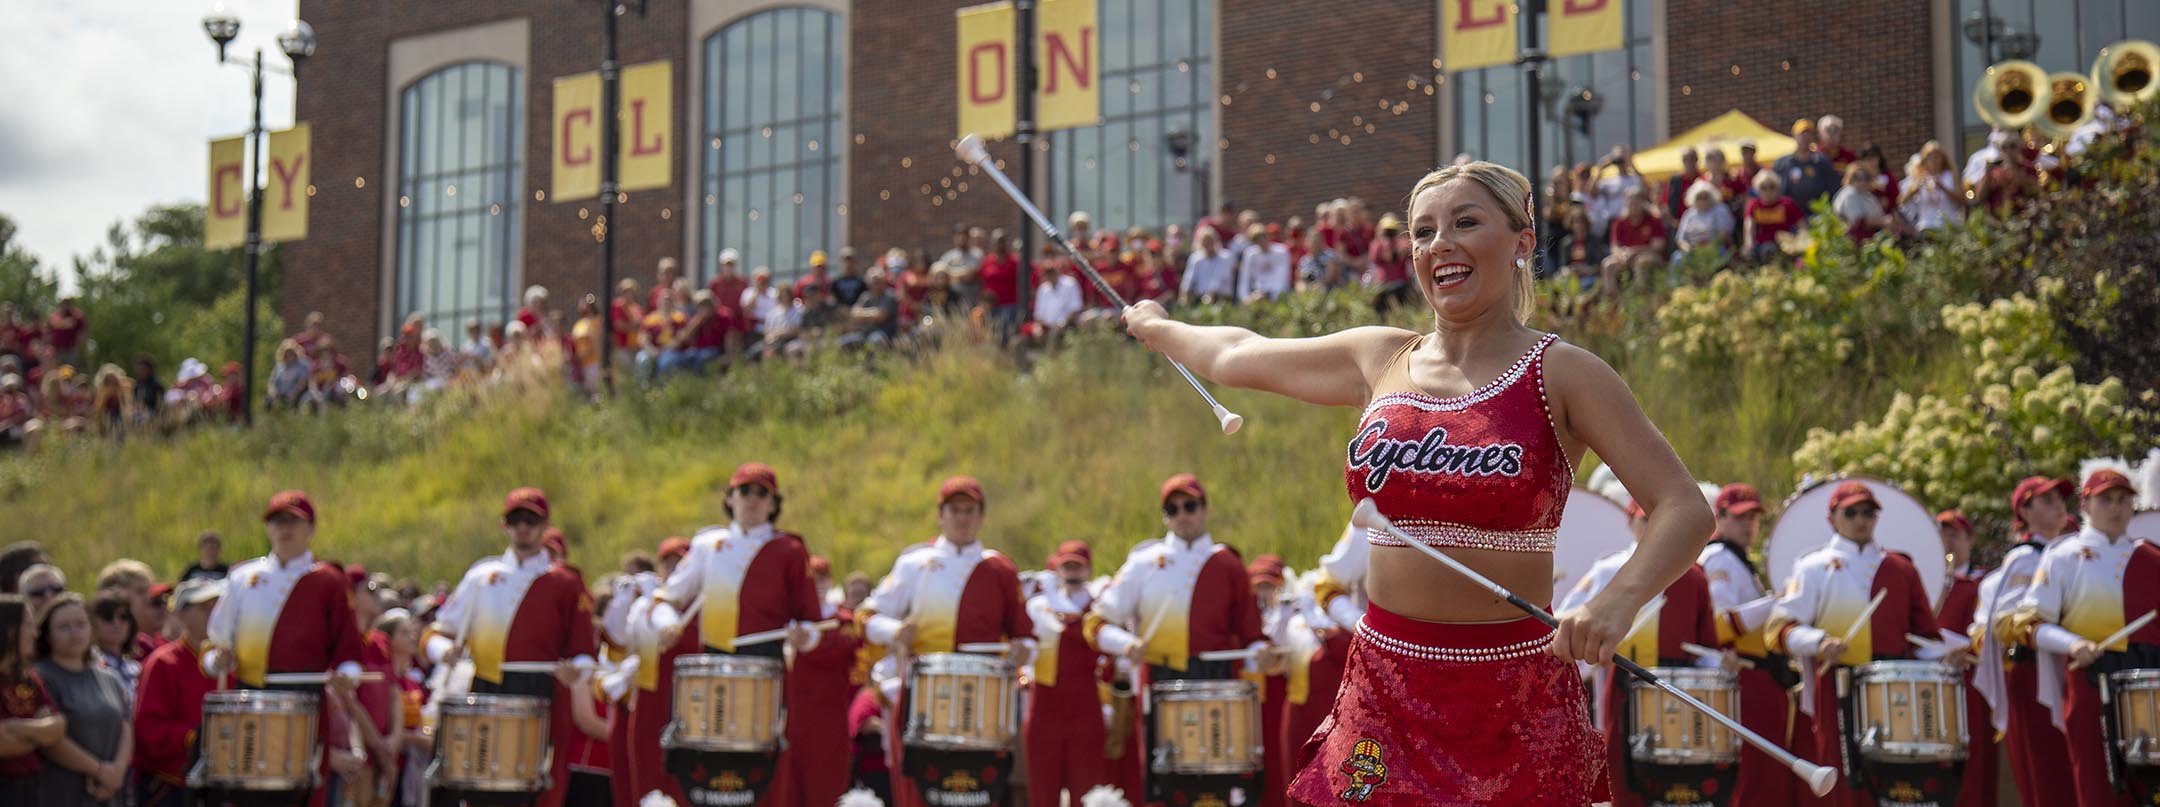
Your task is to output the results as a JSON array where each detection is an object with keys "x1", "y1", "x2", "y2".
[{"x1": 1514, "y1": 257, "x2": 1527, "y2": 269}]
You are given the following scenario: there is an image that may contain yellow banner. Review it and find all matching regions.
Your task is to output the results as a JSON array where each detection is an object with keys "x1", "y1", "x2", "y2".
[
  {"x1": 552, "y1": 72, "x2": 602, "y2": 201},
  {"x1": 619, "y1": 60, "x2": 672, "y2": 193},
  {"x1": 955, "y1": 0, "x2": 1100, "y2": 140},
  {"x1": 1442, "y1": 0, "x2": 1517, "y2": 72},
  {"x1": 206, "y1": 136, "x2": 246, "y2": 251},
  {"x1": 262, "y1": 124, "x2": 310, "y2": 244},
  {"x1": 1550, "y1": 0, "x2": 1624, "y2": 58}
]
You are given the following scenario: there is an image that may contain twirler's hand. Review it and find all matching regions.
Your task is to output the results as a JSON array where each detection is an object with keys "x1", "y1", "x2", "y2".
[
  {"x1": 1552, "y1": 596, "x2": 1636, "y2": 665},
  {"x1": 1122, "y1": 301, "x2": 1169, "y2": 350}
]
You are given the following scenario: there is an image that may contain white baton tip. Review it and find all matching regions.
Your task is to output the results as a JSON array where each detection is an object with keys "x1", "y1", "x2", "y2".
[
  {"x1": 1215, "y1": 405, "x2": 1243, "y2": 435},
  {"x1": 1804, "y1": 764, "x2": 1837, "y2": 796},
  {"x1": 1349, "y1": 498, "x2": 1391, "y2": 533},
  {"x1": 956, "y1": 134, "x2": 989, "y2": 164}
]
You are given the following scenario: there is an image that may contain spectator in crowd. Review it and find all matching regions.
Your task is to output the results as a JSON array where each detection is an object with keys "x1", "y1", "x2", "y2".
[
  {"x1": 1833, "y1": 162, "x2": 1891, "y2": 242},
  {"x1": 1696, "y1": 147, "x2": 1748, "y2": 213},
  {"x1": 269, "y1": 340, "x2": 310, "y2": 410},
  {"x1": 1237, "y1": 223, "x2": 1294, "y2": 301},
  {"x1": 0, "y1": 306, "x2": 24, "y2": 364},
  {"x1": 978, "y1": 236, "x2": 1023, "y2": 340},
  {"x1": 0, "y1": 373, "x2": 30, "y2": 447},
  {"x1": 1132, "y1": 245, "x2": 1176, "y2": 305},
  {"x1": 1974, "y1": 137, "x2": 2042, "y2": 217},
  {"x1": 1962, "y1": 129, "x2": 2011, "y2": 188},
  {"x1": 741, "y1": 268, "x2": 784, "y2": 342},
  {"x1": 1, "y1": 594, "x2": 68, "y2": 803},
  {"x1": 90, "y1": 561, "x2": 158, "y2": 656},
  {"x1": 1066, "y1": 211, "x2": 1095, "y2": 255},
  {"x1": 0, "y1": 545, "x2": 48, "y2": 596},
  {"x1": 86, "y1": 592, "x2": 139, "y2": 703},
  {"x1": 1900, "y1": 140, "x2": 1964, "y2": 233},
  {"x1": 377, "y1": 610, "x2": 430, "y2": 807},
  {"x1": 459, "y1": 319, "x2": 496, "y2": 375},
  {"x1": 292, "y1": 311, "x2": 329, "y2": 356},
  {"x1": 1181, "y1": 228, "x2": 1236, "y2": 303},
  {"x1": 1817, "y1": 115, "x2": 1858, "y2": 170},
  {"x1": 665, "y1": 291, "x2": 729, "y2": 374},
  {"x1": 1541, "y1": 167, "x2": 1586, "y2": 276},
  {"x1": 937, "y1": 226, "x2": 985, "y2": 301},
  {"x1": 128, "y1": 356, "x2": 163, "y2": 425},
  {"x1": 1775, "y1": 119, "x2": 1840, "y2": 209},
  {"x1": 1856, "y1": 144, "x2": 1901, "y2": 217},
  {"x1": 570, "y1": 296, "x2": 604, "y2": 394},
  {"x1": 921, "y1": 264, "x2": 966, "y2": 326},
  {"x1": 648, "y1": 257, "x2": 681, "y2": 312},
  {"x1": 1601, "y1": 188, "x2": 1669, "y2": 294},
  {"x1": 515, "y1": 285, "x2": 550, "y2": 338},
  {"x1": 305, "y1": 342, "x2": 350, "y2": 411},
  {"x1": 132, "y1": 578, "x2": 220, "y2": 807},
  {"x1": 1674, "y1": 184, "x2": 1735, "y2": 260},
  {"x1": 1368, "y1": 215, "x2": 1413, "y2": 310},
  {"x1": 1743, "y1": 170, "x2": 1803, "y2": 262},
  {"x1": 17, "y1": 566, "x2": 64, "y2": 615},
  {"x1": 609, "y1": 280, "x2": 642, "y2": 377},
  {"x1": 1736, "y1": 138, "x2": 1764, "y2": 187},
  {"x1": 33, "y1": 592, "x2": 132, "y2": 806},
  {"x1": 708, "y1": 251, "x2": 750, "y2": 360},
  {"x1": 386, "y1": 323, "x2": 425, "y2": 390},
  {"x1": 86, "y1": 364, "x2": 132, "y2": 434},
  {"x1": 1586, "y1": 146, "x2": 1645, "y2": 239},
  {"x1": 841, "y1": 269, "x2": 903, "y2": 350},
  {"x1": 636, "y1": 288, "x2": 683, "y2": 381},
  {"x1": 45, "y1": 298, "x2": 85, "y2": 368},
  {"x1": 421, "y1": 329, "x2": 459, "y2": 394},
  {"x1": 1662, "y1": 146, "x2": 1701, "y2": 220},
  {"x1": 831, "y1": 247, "x2": 868, "y2": 307},
  {"x1": 1029, "y1": 259, "x2": 1083, "y2": 344},
  {"x1": 1198, "y1": 200, "x2": 1239, "y2": 246},
  {"x1": 794, "y1": 252, "x2": 835, "y2": 312},
  {"x1": 181, "y1": 531, "x2": 227, "y2": 582}
]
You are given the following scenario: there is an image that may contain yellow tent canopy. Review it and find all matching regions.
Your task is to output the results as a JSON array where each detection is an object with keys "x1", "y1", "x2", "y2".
[{"x1": 1632, "y1": 110, "x2": 1799, "y2": 183}]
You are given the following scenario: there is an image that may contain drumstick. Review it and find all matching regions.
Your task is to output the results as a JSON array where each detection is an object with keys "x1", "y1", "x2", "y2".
[
  {"x1": 1197, "y1": 648, "x2": 1260, "y2": 662},
  {"x1": 1838, "y1": 590, "x2": 1889, "y2": 645},
  {"x1": 1679, "y1": 642, "x2": 1755, "y2": 669},
  {"x1": 734, "y1": 619, "x2": 843, "y2": 647},
  {"x1": 1351, "y1": 499, "x2": 1838, "y2": 796},
  {"x1": 2073, "y1": 610, "x2": 2158, "y2": 670},
  {"x1": 957, "y1": 642, "x2": 1012, "y2": 654},
  {"x1": 263, "y1": 671, "x2": 388, "y2": 685}
]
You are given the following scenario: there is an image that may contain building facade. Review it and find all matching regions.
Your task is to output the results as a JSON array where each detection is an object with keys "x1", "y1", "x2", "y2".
[{"x1": 285, "y1": 0, "x2": 2158, "y2": 352}]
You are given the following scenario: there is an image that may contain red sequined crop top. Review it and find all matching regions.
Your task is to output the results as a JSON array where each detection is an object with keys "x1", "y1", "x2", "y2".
[{"x1": 1345, "y1": 333, "x2": 1572, "y2": 552}]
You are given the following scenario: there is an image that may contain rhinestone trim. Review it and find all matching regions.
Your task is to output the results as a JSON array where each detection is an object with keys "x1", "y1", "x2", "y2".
[
  {"x1": 1356, "y1": 618, "x2": 1554, "y2": 662},
  {"x1": 1361, "y1": 333, "x2": 1554, "y2": 416},
  {"x1": 1365, "y1": 518, "x2": 1558, "y2": 553}
]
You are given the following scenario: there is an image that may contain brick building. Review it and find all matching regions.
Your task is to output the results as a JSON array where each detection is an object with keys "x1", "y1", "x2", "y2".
[{"x1": 284, "y1": 0, "x2": 2159, "y2": 352}]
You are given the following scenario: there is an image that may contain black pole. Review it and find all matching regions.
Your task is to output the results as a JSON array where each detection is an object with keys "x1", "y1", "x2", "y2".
[
  {"x1": 598, "y1": 1, "x2": 620, "y2": 377},
  {"x1": 1521, "y1": 2, "x2": 1546, "y2": 229},
  {"x1": 1013, "y1": 0, "x2": 1037, "y2": 342},
  {"x1": 241, "y1": 48, "x2": 265, "y2": 426}
]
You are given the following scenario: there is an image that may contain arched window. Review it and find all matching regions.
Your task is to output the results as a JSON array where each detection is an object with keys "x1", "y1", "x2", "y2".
[
  {"x1": 1453, "y1": 3, "x2": 1656, "y2": 176},
  {"x1": 394, "y1": 62, "x2": 524, "y2": 329},
  {"x1": 1047, "y1": 0, "x2": 1213, "y2": 234},
  {"x1": 700, "y1": 7, "x2": 845, "y2": 282}
]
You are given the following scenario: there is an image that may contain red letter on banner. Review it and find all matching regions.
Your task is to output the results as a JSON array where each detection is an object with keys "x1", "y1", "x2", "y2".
[
  {"x1": 561, "y1": 108, "x2": 594, "y2": 166},
  {"x1": 1456, "y1": 0, "x2": 1507, "y2": 29},
  {"x1": 968, "y1": 42, "x2": 1007, "y2": 104},
  {"x1": 1045, "y1": 27, "x2": 1093, "y2": 93}
]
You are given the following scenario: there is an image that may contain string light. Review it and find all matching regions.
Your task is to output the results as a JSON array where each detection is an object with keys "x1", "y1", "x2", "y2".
[
  {"x1": 578, "y1": 207, "x2": 589, "y2": 219},
  {"x1": 354, "y1": 177, "x2": 366, "y2": 189},
  {"x1": 661, "y1": 208, "x2": 672, "y2": 220},
  {"x1": 1266, "y1": 68, "x2": 1278, "y2": 79},
  {"x1": 901, "y1": 157, "x2": 913, "y2": 168},
  {"x1": 534, "y1": 190, "x2": 546, "y2": 201},
  {"x1": 399, "y1": 196, "x2": 410, "y2": 207}
]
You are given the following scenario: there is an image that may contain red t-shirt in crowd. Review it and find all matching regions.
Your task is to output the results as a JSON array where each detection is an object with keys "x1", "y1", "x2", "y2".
[
  {"x1": 515, "y1": 307, "x2": 542, "y2": 333},
  {"x1": 388, "y1": 343, "x2": 425, "y2": 380},
  {"x1": 979, "y1": 252, "x2": 1020, "y2": 307},
  {"x1": 707, "y1": 275, "x2": 750, "y2": 334},
  {"x1": 45, "y1": 308, "x2": 83, "y2": 351},
  {"x1": 1609, "y1": 214, "x2": 1669, "y2": 249},
  {"x1": 0, "y1": 667, "x2": 55, "y2": 778},
  {"x1": 1085, "y1": 259, "x2": 1138, "y2": 308},
  {"x1": 646, "y1": 285, "x2": 671, "y2": 313},
  {"x1": 1369, "y1": 243, "x2": 1410, "y2": 284},
  {"x1": 608, "y1": 300, "x2": 641, "y2": 350},
  {"x1": 684, "y1": 307, "x2": 732, "y2": 350},
  {"x1": 792, "y1": 274, "x2": 830, "y2": 304},
  {"x1": 1713, "y1": 172, "x2": 1749, "y2": 202},
  {"x1": 1744, "y1": 196, "x2": 1803, "y2": 246},
  {"x1": 1823, "y1": 145, "x2": 1859, "y2": 172}
]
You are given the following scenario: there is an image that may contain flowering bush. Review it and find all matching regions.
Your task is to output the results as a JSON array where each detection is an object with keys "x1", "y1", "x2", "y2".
[{"x1": 1653, "y1": 269, "x2": 1857, "y2": 377}]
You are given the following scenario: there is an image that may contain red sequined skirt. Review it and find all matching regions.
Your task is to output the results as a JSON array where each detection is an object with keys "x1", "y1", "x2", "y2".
[{"x1": 1288, "y1": 604, "x2": 1607, "y2": 806}]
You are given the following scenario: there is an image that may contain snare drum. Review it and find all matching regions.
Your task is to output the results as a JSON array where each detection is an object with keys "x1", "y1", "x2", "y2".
[
  {"x1": 1150, "y1": 679, "x2": 1262, "y2": 775},
  {"x1": 190, "y1": 690, "x2": 321, "y2": 790},
  {"x1": 1851, "y1": 660, "x2": 1967, "y2": 762},
  {"x1": 430, "y1": 693, "x2": 552, "y2": 792},
  {"x1": 1627, "y1": 668, "x2": 1740, "y2": 765},
  {"x1": 667, "y1": 654, "x2": 785, "y2": 752},
  {"x1": 904, "y1": 653, "x2": 1017, "y2": 751},
  {"x1": 2110, "y1": 669, "x2": 2160, "y2": 765}
]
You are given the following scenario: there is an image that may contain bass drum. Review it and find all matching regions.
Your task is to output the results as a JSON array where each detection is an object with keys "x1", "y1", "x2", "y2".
[
  {"x1": 1554, "y1": 487, "x2": 1635, "y2": 599},
  {"x1": 1767, "y1": 477, "x2": 1946, "y2": 606}
]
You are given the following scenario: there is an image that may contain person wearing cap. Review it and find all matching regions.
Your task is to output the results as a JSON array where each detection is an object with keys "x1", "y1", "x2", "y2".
[
  {"x1": 1022, "y1": 540, "x2": 1111, "y2": 807},
  {"x1": 1694, "y1": 482, "x2": 1797, "y2": 807},
  {"x1": 201, "y1": 490, "x2": 371, "y2": 807},
  {"x1": 1244, "y1": 554, "x2": 1295, "y2": 807},
  {"x1": 1278, "y1": 524, "x2": 1367, "y2": 803},
  {"x1": 1766, "y1": 481, "x2": 1972, "y2": 807},
  {"x1": 769, "y1": 553, "x2": 864, "y2": 807},
  {"x1": 1930, "y1": 507, "x2": 1998, "y2": 807},
  {"x1": 2005, "y1": 470, "x2": 2151, "y2": 807},
  {"x1": 1085, "y1": 473, "x2": 1269, "y2": 806},
  {"x1": 1557, "y1": 497, "x2": 1722, "y2": 807},
  {"x1": 1974, "y1": 475, "x2": 2080, "y2": 806},
  {"x1": 638, "y1": 463, "x2": 824, "y2": 806},
  {"x1": 598, "y1": 543, "x2": 667, "y2": 807},
  {"x1": 1773, "y1": 119, "x2": 1839, "y2": 209},
  {"x1": 132, "y1": 579, "x2": 222, "y2": 807},
  {"x1": 707, "y1": 248, "x2": 752, "y2": 361},
  {"x1": 860, "y1": 475, "x2": 1032, "y2": 807},
  {"x1": 423, "y1": 487, "x2": 596, "y2": 807}
]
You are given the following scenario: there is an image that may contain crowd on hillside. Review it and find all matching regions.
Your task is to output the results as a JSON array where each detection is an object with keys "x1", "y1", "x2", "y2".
[{"x1": 2, "y1": 104, "x2": 2136, "y2": 449}]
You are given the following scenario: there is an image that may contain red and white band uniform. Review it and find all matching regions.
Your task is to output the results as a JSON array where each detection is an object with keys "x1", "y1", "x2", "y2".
[
  {"x1": 619, "y1": 540, "x2": 694, "y2": 807},
  {"x1": 597, "y1": 570, "x2": 660, "y2": 807},
  {"x1": 1932, "y1": 511, "x2": 1996, "y2": 807},
  {"x1": 773, "y1": 560, "x2": 864, "y2": 807},
  {"x1": 424, "y1": 546, "x2": 598, "y2": 807},
  {"x1": 1698, "y1": 488, "x2": 1796, "y2": 807},
  {"x1": 645, "y1": 519, "x2": 826, "y2": 803},
  {"x1": 1024, "y1": 553, "x2": 1112, "y2": 807},
  {"x1": 1972, "y1": 476, "x2": 2079, "y2": 806},
  {"x1": 1558, "y1": 538, "x2": 1722, "y2": 807},
  {"x1": 1283, "y1": 525, "x2": 1371, "y2": 799},
  {"x1": 2004, "y1": 470, "x2": 2152, "y2": 807},
  {"x1": 1253, "y1": 556, "x2": 1291, "y2": 807},
  {"x1": 1766, "y1": 485, "x2": 1962, "y2": 807},
  {"x1": 860, "y1": 531, "x2": 1033, "y2": 807}
]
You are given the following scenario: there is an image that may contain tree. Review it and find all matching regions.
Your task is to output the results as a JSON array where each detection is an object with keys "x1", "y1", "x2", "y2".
[
  {"x1": 0, "y1": 214, "x2": 59, "y2": 313},
  {"x1": 68, "y1": 204, "x2": 283, "y2": 381}
]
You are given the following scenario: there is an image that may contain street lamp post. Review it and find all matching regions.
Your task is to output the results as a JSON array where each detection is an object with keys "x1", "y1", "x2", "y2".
[{"x1": 202, "y1": 5, "x2": 313, "y2": 425}]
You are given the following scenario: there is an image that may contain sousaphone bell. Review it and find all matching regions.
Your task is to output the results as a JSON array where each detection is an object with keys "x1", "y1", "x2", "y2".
[
  {"x1": 1972, "y1": 59, "x2": 2049, "y2": 131},
  {"x1": 2092, "y1": 39, "x2": 2160, "y2": 108}
]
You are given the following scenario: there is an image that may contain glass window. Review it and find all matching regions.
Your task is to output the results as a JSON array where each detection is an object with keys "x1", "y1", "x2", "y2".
[
  {"x1": 1951, "y1": 0, "x2": 2160, "y2": 152},
  {"x1": 1452, "y1": 10, "x2": 1655, "y2": 179},
  {"x1": 701, "y1": 8, "x2": 845, "y2": 284},
  {"x1": 395, "y1": 61, "x2": 523, "y2": 331},
  {"x1": 1049, "y1": 0, "x2": 1212, "y2": 235}
]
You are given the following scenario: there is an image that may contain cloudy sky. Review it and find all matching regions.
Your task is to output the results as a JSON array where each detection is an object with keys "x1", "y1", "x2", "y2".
[{"x1": 0, "y1": 0, "x2": 300, "y2": 287}]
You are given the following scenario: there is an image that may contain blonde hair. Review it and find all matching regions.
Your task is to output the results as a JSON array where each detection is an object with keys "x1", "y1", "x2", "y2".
[
  {"x1": 95, "y1": 559, "x2": 155, "y2": 594},
  {"x1": 1405, "y1": 161, "x2": 1537, "y2": 320}
]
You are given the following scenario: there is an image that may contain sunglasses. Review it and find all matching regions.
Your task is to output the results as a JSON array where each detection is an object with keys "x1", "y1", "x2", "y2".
[
  {"x1": 98, "y1": 613, "x2": 131, "y2": 624},
  {"x1": 504, "y1": 510, "x2": 546, "y2": 526},
  {"x1": 25, "y1": 585, "x2": 63, "y2": 599},
  {"x1": 1163, "y1": 500, "x2": 1205, "y2": 516},
  {"x1": 732, "y1": 485, "x2": 772, "y2": 499},
  {"x1": 1840, "y1": 507, "x2": 1881, "y2": 519}
]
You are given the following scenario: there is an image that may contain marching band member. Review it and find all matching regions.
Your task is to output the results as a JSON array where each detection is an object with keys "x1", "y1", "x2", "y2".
[
  {"x1": 1250, "y1": 554, "x2": 1291, "y2": 807},
  {"x1": 2006, "y1": 469, "x2": 2154, "y2": 807},
  {"x1": 1281, "y1": 523, "x2": 1368, "y2": 781},
  {"x1": 646, "y1": 463, "x2": 825, "y2": 807},
  {"x1": 774, "y1": 554, "x2": 865, "y2": 807},
  {"x1": 616, "y1": 533, "x2": 693, "y2": 804},
  {"x1": 1025, "y1": 541, "x2": 1112, "y2": 807},
  {"x1": 598, "y1": 557, "x2": 661, "y2": 807},
  {"x1": 1085, "y1": 473, "x2": 1269, "y2": 807},
  {"x1": 1766, "y1": 482, "x2": 1971, "y2": 807},
  {"x1": 423, "y1": 487, "x2": 597, "y2": 807},
  {"x1": 201, "y1": 490, "x2": 370, "y2": 807},
  {"x1": 1697, "y1": 483, "x2": 1795, "y2": 807},
  {"x1": 1558, "y1": 497, "x2": 1722, "y2": 807},
  {"x1": 1933, "y1": 510, "x2": 1996, "y2": 807},
  {"x1": 859, "y1": 476, "x2": 1033, "y2": 807},
  {"x1": 1976, "y1": 475, "x2": 2079, "y2": 806}
]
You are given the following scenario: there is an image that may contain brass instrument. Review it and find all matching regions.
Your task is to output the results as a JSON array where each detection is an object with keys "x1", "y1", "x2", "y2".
[
  {"x1": 2037, "y1": 72, "x2": 2097, "y2": 140},
  {"x1": 2092, "y1": 40, "x2": 2160, "y2": 108},
  {"x1": 1973, "y1": 59, "x2": 2048, "y2": 131}
]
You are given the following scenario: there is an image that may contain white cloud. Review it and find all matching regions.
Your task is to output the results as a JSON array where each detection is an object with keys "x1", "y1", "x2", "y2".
[{"x1": 0, "y1": 0, "x2": 301, "y2": 290}]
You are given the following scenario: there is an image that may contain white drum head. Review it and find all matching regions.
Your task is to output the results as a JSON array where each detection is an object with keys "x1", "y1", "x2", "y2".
[
  {"x1": 1767, "y1": 478, "x2": 1945, "y2": 605},
  {"x1": 2131, "y1": 511, "x2": 2160, "y2": 545},
  {"x1": 1555, "y1": 488, "x2": 1634, "y2": 597}
]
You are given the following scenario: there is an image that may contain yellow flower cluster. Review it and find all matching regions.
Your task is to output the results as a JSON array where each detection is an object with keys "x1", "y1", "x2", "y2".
[{"x1": 1654, "y1": 270, "x2": 1852, "y2": 375}]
